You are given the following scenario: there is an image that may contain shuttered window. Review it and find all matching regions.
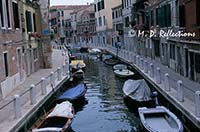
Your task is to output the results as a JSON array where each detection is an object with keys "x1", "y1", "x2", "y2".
[
  {"x1": 166, "y1": 4, "x2": 171, "y2": 27},
  {"x1": 101, "y1": 0, "x2": 104, "y2": 10},
  {"x1": 125, "y1": 17, "x2": 129, "y2": 27},
  {"x1": 3, "y1": 52, "x2": 9, "y2": 77},
  {"x1": 97, "y1": 2, "x2": 100, "y2": 11},
  {"x1": 33, "y1": 13, "x2": 36, "y2": 32},
  {"x1": 6, "y1": 0, "x2": 10, "y2": 28},
  {"x1": 12, "y1": 1, "x2": 20, "y2": 29},
  {"x1": 94, "y1": 4, "x2": 96, "y2": 12},
  {"x1": 150, "y1": 10, "x2": 154, "y2": 26},
  {"x1": 179, "y1": 5, "x2": 185, "y2": 27},
  {"x1": 156, "y1": 8, "x2": 158, "y2": 25},
  {"x1": 25, "y1": 11, "x2": 32, "y2": 32},
  {"x1": 0, "y1": 0, "x2": 4, "y2": 27}
]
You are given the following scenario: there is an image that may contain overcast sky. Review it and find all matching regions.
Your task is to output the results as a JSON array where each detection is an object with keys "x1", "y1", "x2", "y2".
[{"x1": 50, "y1": 0, "x2": 94, "y2": 6}]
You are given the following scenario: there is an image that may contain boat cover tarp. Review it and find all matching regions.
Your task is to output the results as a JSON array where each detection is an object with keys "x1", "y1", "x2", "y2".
[
  {"x1": 59, "y1": 83, "x2": 85, "y2": 100},
  {"x1": 91, "y1": 48, "x2": 101, "y2": 53},
  {"x1": 123, "y1": 79, "x2": 152, "y2": 101},
  {"x1": 48, "y1": 101, "x2": 73, "y2": 118},
  {"x1": 102, "y1": 55, "x2": 113, "y2": 61},
  {"x1": 70, "y1": 60, "x2": 85, "y2": 68},
  {"x1": 113, "y1": 64, "x2": 127, "y2": 70}
]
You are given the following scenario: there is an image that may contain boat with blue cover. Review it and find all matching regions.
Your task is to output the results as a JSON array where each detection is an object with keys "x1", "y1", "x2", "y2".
[{"x1": 58, "y1": 83, "x2": 87, "y2": 102}]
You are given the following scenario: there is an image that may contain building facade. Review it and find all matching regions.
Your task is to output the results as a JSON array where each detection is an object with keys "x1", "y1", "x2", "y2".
[
  {"x1": 111, "y1": 5, "x2": 123, "y2": 47},
  {"x1": 122, "y1": 0, "x2": 136, "y2": 50},
  {"x1": 0, "y1": 0, "x2": 51, "y2": 98},
  {"x1": 94, "y1": 0, "x2": 121, "y2": 46},
  {"x1": 130, "y1": 0, "x2": 200, "y2": 83},
  {"x1": 49, "y1": 5, "x2": 89, "y2": 44},
  {"x1": 76, "y1": 4, "x2": 96, "y2": 45}
]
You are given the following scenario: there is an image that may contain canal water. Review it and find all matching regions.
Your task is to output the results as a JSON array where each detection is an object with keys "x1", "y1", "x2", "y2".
[{"x1": 69, "y1": 54, "x2": 141, "y2": 132}]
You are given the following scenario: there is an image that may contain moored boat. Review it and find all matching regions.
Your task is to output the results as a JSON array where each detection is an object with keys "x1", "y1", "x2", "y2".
[
  {"x1": 71, "y1": 69, "x2": 85, "y2": 83},
  {"x1": 103, "y1": 58, "x2": 120, "y2": 66},
  {"x1": 102, "y1": 54, "x2": 113, "y2": 61},
  {"x1": 123, "y1": 79, "x2": 156, "y2": 110},
  {"x1": 113, "y1": 64, "x2": 127, "y2": 70},
  {"x1": 114, "y1": 69, "x2": 134, "y2": 78},
  {"x1": 31, "y1": 101, "x2": 74, "y2": 132},
  {"x1": 138, "y1": 106, "x2": 183, "y2": 132},
  {"x1": 70, "y1": 60, "x2": 86, "y2": 73},
  {"x1": 80, "y1": 47, "x2": 89, "y2": 52},
  {"x1": 58, "y1": 83, "x2": 87, "y2": 103},
  {"x1": 88, "y1": 48, "x2": 102, "y2": 55}
]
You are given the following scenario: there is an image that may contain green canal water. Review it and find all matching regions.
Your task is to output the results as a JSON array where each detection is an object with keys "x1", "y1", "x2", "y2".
[
  {"x1": 29, "y1": 52, "x2": 194, "y2": 132},
  {"x1": 69, "y1": 54, "x2": 141, "y2": 132}
]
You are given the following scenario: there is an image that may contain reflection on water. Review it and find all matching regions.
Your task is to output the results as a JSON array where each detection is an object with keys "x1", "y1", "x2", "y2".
[{"x1": 70, "y1": 54, "x2": 141, "y2": 132}]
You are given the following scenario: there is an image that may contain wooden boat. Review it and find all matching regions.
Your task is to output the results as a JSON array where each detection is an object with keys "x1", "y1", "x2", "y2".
[
  {"x1": 58, "y1": 83, "x2": 87, "y2": 102},
  {"x1": 123, "y1": 79, "x2": 156, "y2": 110},
  {"x1": 31, "y1": 101, "x2": 74, "y2": 132},
  {"x1": 114, "y1": 69, "x2": 134, "y2": 78},
  {"x1": 113, "y1": 64, "x2": 127, "y2": 70},
  {"x1": 70, "y1": 60, "x2": 86, "y2": 73},
  {"x1": 103, "y1": 58, "x2": 120, "y2": 66},
  {"x1": 138, "y1": 106, "x2": 183, "y2": 132}
]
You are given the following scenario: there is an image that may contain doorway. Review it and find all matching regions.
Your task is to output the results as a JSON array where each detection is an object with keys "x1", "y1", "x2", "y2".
[
  {"x1": 17, "y1": 48, "x2": 23, "y2": 81},
  {"x1": 190, "y1": 52, "x2": 195, "y2": 80}
]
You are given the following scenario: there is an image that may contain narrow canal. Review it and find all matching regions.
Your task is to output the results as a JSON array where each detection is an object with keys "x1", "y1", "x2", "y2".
[{"x1": 69, "y1": 53, "x2": 141, "y2": 132}]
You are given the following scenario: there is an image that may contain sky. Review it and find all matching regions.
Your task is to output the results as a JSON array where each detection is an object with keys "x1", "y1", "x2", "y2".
[{"x1": 50, "y1": 0, "x2": 94, "y2": 6}]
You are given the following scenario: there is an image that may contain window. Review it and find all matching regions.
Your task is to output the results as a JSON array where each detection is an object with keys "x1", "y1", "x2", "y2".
[
  {"x1": 166, "y1": 4, "x2": 171, "y2": 27},
  {"x1": 112, "y1": 12, "x2": 114, "y2": 19},
  {"x1": 33, "y1": 13, "x2": 36, "y2": 32},
  {"x1": 6, "y1": 0, "x2": 10, "y2": 28},
  {"x1": 99, "y1": 17, "x2": 102, "y2": 26},
  {"x1": 33, "y1": 48, "x2": 38, "y2": 60},
  {"x1": 156, "y1": 8, "x2": 158, "y2": 25},
  {"x1": 12, "y1": 1, "x2": 20, "y2": 29},
  {"x1": 101, "y1": 0, "x2": 104, "y2": 10},
  {"x1": 94, "y1": 4, "x2": 96, "y2": 12},
  {"x1": 179, "y1": 5, "x2": 185, "y2": 27},
  {"x1": 175, "y1": 0, "x2": 179, "y2": 26},
  {"x1": 61, "y1": 11, "x2": 64, "y2": 17},
  {"x1": 170, "y1": 44, "x2": 175, "y2": 60},
  {"x1": 3, "y1": 52, "x2": 9, "y2": 77},
  {"x1": 124, "y1": 0, "x2": 126, "y2": 8},
  {"x1": 197, "y1": 0, "x2": 200, "y2": 26},
  {"x1": 25, "y1": 11, "x2": 32, "y2": 32},
  {"x1": 125, "y1": 17, "x2": 129, "y2": 27},
  {"x1": 103, "y1": 16, "x2": 106, "y2": 25},
  {"x1": 150, "y1": 10, "x2": 154, "y2": 26},
  {"x1": 0, "y1": 0, "x2": 4, "y2": 27},
  {"x1": 97, "y1": 2, "x2": 101, "y2": 11}
]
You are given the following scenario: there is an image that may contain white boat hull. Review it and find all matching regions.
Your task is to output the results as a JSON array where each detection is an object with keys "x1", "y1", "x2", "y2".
[
  {"x1": 139, "y1": 106, "x2": 183, "y2": 132},
  {"x1": 114, "y1": 69, "x2": 134, "y2": 78}
]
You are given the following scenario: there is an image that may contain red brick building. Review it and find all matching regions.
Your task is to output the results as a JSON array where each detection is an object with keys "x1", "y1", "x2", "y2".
[
  {"x1": 0, "y1": 0, "x2": 51, "y2": 98},
  {"x1": 0, "y1": 0, "x2": 24, "y2": 98},
  {"x1": 76, "y1": 7, "x2": 96, "y2": 44}
]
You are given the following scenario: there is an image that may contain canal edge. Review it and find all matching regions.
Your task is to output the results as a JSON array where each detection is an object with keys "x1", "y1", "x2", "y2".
[{"x1": 9, "y1": 75, "x2": 70, "y2": 132}]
